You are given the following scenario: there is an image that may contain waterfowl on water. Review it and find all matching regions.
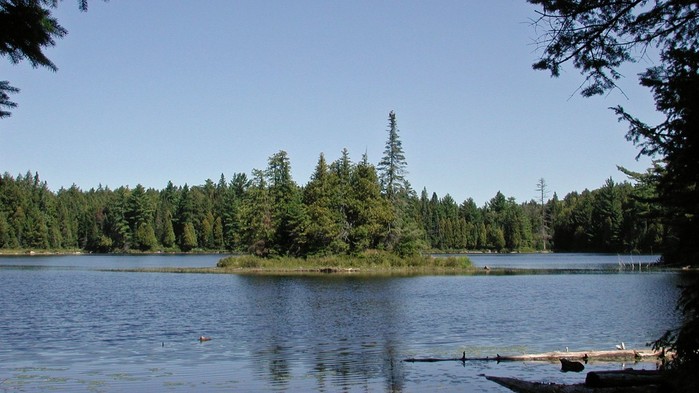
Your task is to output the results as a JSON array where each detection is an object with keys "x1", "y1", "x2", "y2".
[{"x1": 199, "y1": 336, "x2": 211, "y2": 342}]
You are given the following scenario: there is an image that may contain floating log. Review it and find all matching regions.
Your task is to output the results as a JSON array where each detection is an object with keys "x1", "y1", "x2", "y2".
[
  {"x1": 485, "y1": 376, "x2": 661, "y2": 393},
  {"x1": 487, "y1": 350, "x2": 659, "y2": 362},
  {"x1": 404, "y1": 349, "x2": 662, "y2": 363},
  {"x1": 585, "y1": 370, "x2": 664, "y2": 388},
  {"x1": 404, "y1": 351, "x2": 467, "y2": 363}
]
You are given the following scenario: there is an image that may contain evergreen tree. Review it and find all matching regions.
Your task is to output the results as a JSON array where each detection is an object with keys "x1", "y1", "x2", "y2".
[
  {"x1": 133, "y1": 222, "x2": 157, "y2": 251},
  {"x1": 618, "y1": 166, "x2": 665, "y2": 253},
  {"x1": 592, "y1": 178, "x2": 623, "y2": 251},
  {"x1": 266, "y1": 150, "x2": 303, "y2": 255},
  {"x1": 0, "y1": 81, "x2": 18, "y2": 118},
  {"x1": 212, "y1": 216, "x2": 224, "y2": 249},
  {"x1": 535, "y1": 178, "x2": 550, "y2": 250},
  {"x1": 239, "y1": 169, "x2": 274, "y2": 256},
  {"x1": 55, "y1": 186, "x2": 82, "y2": 248},
  {"x1": 376, "y1": 111, "x2": 424, "y2": 254},
  {"x1": 104, "y1": 187, "x2": 131, "y2": 250},
  {"x1": 161, "y1": 210, "x2": 176, "y2": 248},
  {"x1": 176, "y1": 184, "x2": 195, "y2": 250},
  {"x1": 200, "y1": 211, "x2": 214, "y2": 249},
  {"x1": 459, "y1": 197, "x2": 480, "y2": 249},
  {"x1": 331, "y1": 148, "x2": 353, "y2": 242},
  {"x1": 347, "y1": 154, "x2": 394, "y2": 252},
  {"x1": 304, "y1": 153, "x2": 344, "y2": 255},
  {"x1": 529, "y1": 3, "x2": 699, "y2": 382},
  {"x1": 476, "y1": 221, "x2": 487, "y2": 249},
  {"x1": 377, "y1": 111, "x2": 410, "y2": 202},
  {"x1": 0, "y1": 0, "x2": 96, "y2": 117},
  {"x1": 221, "y1": 173, "x2": 249, "y2": 250},
  {"x1": 125, "y1": 184, "x2": 154, "y2": 242},
  {"x1": 25, "y1": 206, "x2": 48, "y2": 249},
  {"x1": 180, "y1": 222, "x2": 197, "y2": 251},
  {"x1": 0, "y1": 212, "x2": 9, "y2": 247},
  {"x1": 427, "y1": 192, "x2": 442, "y2": 248}
]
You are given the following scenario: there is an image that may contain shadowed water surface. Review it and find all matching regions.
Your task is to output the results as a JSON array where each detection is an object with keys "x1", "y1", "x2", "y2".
[{"x1": 0, "y1": 254, "x2": 682, "y2": 392}]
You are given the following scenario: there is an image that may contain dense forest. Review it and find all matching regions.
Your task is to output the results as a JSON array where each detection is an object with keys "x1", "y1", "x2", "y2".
[
  {"x1": 0, "y1": 135, "x2": 666, "y2": 257},
  {"x1": 0, "y1": 164, "x2": 665, "y2": 256}
]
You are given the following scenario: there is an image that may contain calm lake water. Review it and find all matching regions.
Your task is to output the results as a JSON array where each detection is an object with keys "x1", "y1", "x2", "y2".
[{"x1": 0, "y1": 254, "x2": 682, "y2": 392}]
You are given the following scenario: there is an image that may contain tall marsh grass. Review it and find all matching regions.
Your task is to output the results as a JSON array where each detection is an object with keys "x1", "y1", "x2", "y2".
[{"x1": 216, "y1": 251, "x2": 472, "y2": 271}]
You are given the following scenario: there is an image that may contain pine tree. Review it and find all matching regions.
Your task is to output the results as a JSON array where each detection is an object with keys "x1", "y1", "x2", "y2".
[
  {"x1": 213, "y1": 216, "x2": 224, "y2": 249},
  {"x1": 181, "y1": 222, "x2": 197, "y2": 251},
  {"x1": 377, "y1": 111, "x2": 410, "y2": 202},
  {"x1": 0, "y1": 212, "x2": 7, "y2": 247},
  {"x1": 161, "y1": 211, "x2": 176, "y2": 248},
  {"x1": 304, "y1": 153, "x2": 343, "y2": 255},
  {"x1": 134, "y1": 222, "x2": 157, "y2": 251},
  {"x1": 376, "y1": 111, "x2": 425, "y2": 253},
  {"x1": 221, "y1": 172, "x2": 249, "y2": 250},
  {"x1": 266, "y1": 150, "x2": 303, "y2": 255},
  {"x1": 536, "y1": 178, "x2": 550, "y2": 251},
  {"x1": 239, "y1": 169, "x2": 274, "y2": 256},
  {"x1": 347, "y1": 153, "x2": 394, "y2": 252}
]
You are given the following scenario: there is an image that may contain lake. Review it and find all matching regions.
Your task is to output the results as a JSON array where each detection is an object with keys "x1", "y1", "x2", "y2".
[{"x1": 0, "y1": 253, "x2": 682, "y2": 392}]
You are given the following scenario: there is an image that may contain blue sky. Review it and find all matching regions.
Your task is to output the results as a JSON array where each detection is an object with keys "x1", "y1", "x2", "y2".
[{"x1": 1, "y1": 1, "x2": 660, "y2": 205}]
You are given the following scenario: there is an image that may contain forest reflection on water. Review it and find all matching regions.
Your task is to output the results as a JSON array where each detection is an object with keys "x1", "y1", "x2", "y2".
[{"x1": 0, "y1": 254, "x2": 682, "y2": 392}]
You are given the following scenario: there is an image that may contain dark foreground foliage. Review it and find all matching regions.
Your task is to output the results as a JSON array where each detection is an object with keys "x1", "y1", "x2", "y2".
[{"x1": 529, "y1": 0, "x2": 699, "y2": 389}]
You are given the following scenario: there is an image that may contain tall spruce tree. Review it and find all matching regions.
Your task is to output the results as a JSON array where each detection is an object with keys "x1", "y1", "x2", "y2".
[
  {"x1": 377, "y1": 111, "x2": 411, "y2": 202},
  {"x1": 377, "y1": 111, "x2": 426, "y2": 255}
]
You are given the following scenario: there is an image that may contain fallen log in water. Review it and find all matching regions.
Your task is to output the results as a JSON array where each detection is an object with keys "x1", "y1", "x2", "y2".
[
  {"x1": 585, "y1": 370, "x2": 664, "y2": 388},
  {"x1": 404, "y1": 349, "x2": 663, "y2": 363},
  {"x1": 485, "y1": 376, "x2": 662, "y2": 393},
  {"x1": 403, "y1": 351, "x2": 467, "y2": 363},
  {"x1": 487, "y1": 350, "x2": 660, "y2": 362}
]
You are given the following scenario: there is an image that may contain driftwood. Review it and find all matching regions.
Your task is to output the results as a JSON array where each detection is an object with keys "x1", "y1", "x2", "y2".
[
  {"x1": 485, "y1": 376, "x2": 662, "y2": 393},
  {"x1": 485, "y1": 350, "x2": 659, "y2": 362},
  {"x1": 403, "y1": 351, "x2": 467, "y2": 363},
  {"x1": 585, "y1": 370, "x2": 664, "y2": 388},
  {"x1": 404, "y1": 349, "x2": 662, "y2": 363}
]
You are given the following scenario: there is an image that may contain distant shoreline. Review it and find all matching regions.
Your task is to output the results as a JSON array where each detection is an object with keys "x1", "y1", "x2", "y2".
[{"x1": 0, "y1": 249, "x2": 231, "y2": 256}]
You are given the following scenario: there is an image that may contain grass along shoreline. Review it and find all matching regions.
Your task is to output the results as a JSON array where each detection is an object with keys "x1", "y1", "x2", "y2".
[
  {"x1": 217, "y1": 252, "x2": 472, "y2": 270},
  {"x1": 102, "y1": 253, "x2": 476, "y2": 275},
  {"x1": 4, "y1": 249, "x2": 683, "y2": 275},
  {"x1": 100, "y1": 253, "x2": 678, "y2": 275}
]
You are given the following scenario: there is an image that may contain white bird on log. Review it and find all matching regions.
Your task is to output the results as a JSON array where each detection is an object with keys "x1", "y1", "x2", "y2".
[{"x1": 615, "y1": 342, "x2": 626, "y2": 350}]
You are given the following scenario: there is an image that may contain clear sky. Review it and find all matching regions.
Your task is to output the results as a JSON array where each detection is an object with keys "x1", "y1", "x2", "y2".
[{"x1": 1, "y1": 0, "x2": 660, "y2": 206}]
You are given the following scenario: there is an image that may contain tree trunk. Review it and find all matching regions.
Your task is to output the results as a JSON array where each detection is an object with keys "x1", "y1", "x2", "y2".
[
  {"x1": 486, "y1": 375, "x2": 662, "y2": 393},
  {"x1": 585, "y1": 370, "x2": 665, "y2": 388}
]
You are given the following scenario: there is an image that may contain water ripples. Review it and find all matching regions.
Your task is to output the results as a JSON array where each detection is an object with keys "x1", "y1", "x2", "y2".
[{"x1": 0, "y1": 255, "x2": 682, "y2": 392}]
